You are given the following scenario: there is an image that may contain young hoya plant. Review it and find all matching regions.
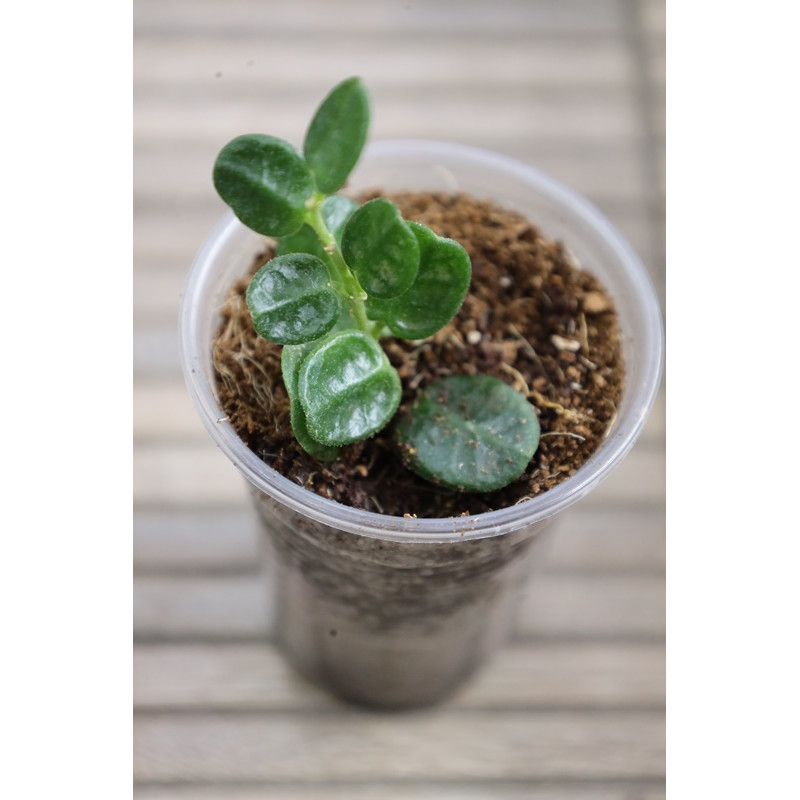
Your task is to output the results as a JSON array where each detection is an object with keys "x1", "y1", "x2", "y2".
[{"x1": 213, "y1": 77, "x2": 540, "y2": 493}]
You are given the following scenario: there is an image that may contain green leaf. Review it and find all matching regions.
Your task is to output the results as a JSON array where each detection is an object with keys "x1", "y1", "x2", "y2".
[
  {"x1": 395, "y1": 375, "x2": 540, "y2": 492},
  {"x1": 341, "y1": 198, "x2": 420, "y2": 299},
  {"x1": 303, "y1": 77, "x2": 370, "y2": 194},
  {"x1": 366, "y1": 222, "x2": 471, "y2": 339},
  {"x1": 246, "y1": 253, "x2": 341, "y2": 345},
  {"x1": 213, "y1": 134, "x2": 315, "y2": 236},
  {"x1": 281, "y1": 344, "x2": 341, "y2": 460},
  {"x1": 320, "y1": 194, "x2": 360, "y2": 242},
  {"x1": 277, "y1": 194, "x2": 359, "y2": 262},
  {"x1": 299, "y1": 330, "x2": 401, "y2": 446}
]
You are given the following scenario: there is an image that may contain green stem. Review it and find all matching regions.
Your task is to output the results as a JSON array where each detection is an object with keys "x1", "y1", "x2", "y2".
[{"x1": 304, "y1": 196, "x2": 371, "y2": 334}]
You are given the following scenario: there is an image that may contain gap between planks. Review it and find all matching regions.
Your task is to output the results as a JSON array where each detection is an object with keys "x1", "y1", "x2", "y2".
[{"x1": 132, "y1": 783, "x2": 666, "y2": 800}]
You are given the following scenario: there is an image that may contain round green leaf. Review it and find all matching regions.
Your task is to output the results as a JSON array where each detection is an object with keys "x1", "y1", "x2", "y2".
[
  {"x1": 366, "y1": 222, "x2": 471, "y2": 339},
  {"x1": 281, "y1": 344, "x2": 341, "y2": 460},
  {"x1": 341, "y1": 198, "x2": 420, "y2": 299},
  {"x1": 395, "y1": 375, "x2": 540, "y2": 492},
  {"x1": 277, "y1": 194, "x2": 359, "y2": 262},
  {"x1": 213, "y1": 134, "x2": 315, "y2": 237},
  {"x1": 246, "y1": 254, "x2": 341, "y2": 345},
  {"x1": 303, "y1": 77, "x2": 370, "y2": 194},
  {"x1": 299, "y1": 330, "x2": 401, "y2": 446}
]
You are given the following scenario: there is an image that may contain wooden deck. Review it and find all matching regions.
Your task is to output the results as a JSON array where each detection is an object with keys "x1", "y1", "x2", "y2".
[{"x1": 133, "y1": 0, "x2": 665, "y2": 796}]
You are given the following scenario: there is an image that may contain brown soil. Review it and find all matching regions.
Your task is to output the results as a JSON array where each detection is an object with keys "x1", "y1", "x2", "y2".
[{"x1": 212, "y1": 191, "x2": 624, "y2": 518}]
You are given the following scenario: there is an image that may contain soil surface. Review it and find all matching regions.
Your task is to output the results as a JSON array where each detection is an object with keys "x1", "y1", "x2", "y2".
[{"x1": 213, "y1": 191, "x2": 624, "y2": 518}]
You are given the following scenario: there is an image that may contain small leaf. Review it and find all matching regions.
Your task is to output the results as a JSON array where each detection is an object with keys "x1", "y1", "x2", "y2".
[
  {"x1": 275, "y1": 223, "x2": 325, "y2": 262},
  {"x1": 282, "y1": 344, "x2": 341, "y2": 460},
  {"x1": 303, "y1": 77, "x2": 370, "y2": 194},
  {"x1": 341, "y1": 198, "x2": 420, "y2": 299},
  {"x1": 395, "y1": 375, "x2": 540, "y2": 492},
  {"x1": 366, "y1": 222, "x2": 471, "y2": 339},
  {"x1": 246, "y1": 253, "x2": 341, "y2": 345},
  {"x1": 277, "y1": 194, "x2": 359, "y2": 262},
  {"x1": 213, "y1": 134, "x2": 315, "y2": 236},
  {"x1": 299, "y1": 330, "x2": 401, "y2": 446},
  {"x1": 321, "y1": 194, "x2": 360, "y2": 242}
]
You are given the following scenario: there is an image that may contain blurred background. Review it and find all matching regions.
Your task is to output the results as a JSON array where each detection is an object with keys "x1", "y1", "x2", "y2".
[{"x1": 133, "y1": 0, "x2": 665, "y2": 796}]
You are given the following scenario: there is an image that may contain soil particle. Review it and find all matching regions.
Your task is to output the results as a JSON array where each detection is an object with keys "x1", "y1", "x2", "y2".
[{"x1": 213, "y1": 191, "x2": 624, "y2": 518}]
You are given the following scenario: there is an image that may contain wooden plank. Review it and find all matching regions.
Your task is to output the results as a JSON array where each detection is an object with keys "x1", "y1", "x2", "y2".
[
  {"x1": 134, "y1": 575, "x2": 273, "y2": 640},
  {"x1": 133, "y1": 711, "x2": 664, "y2": 782},
  {"x1": 135, "y1": 268, "x2": 187, "y2": 326},
  {"x1": 547, "y1": 505, "x2": 664, "y2": 573},
  {"x1": 133, "y1": 441, "x2": 664, "y2": 508},
  {"x1": 133, "y1": 509, "x2": 261, "y2": 573},
  {"x1": 639, "y1": 0, "x2": 667, "y2": 36},
  {"x1": 134, "y1": 382, "x2": 210, "y2": 443},
  {"x1": 133, "y1": 573, "x2": 663, "y2": 641},
  {"x1": 133, "y1": 641, "x2": 664, "y2": 711},
  {"x1": 133, "y1": 39, "x2": 632, "y2": 91},
  {"x1": 134, "y1": 94, "x2": 639, "y2": 148},
  {"x1": 134, "y1": 0, "x2": 626, "y2": 37},
  {"x1": 134, "y1": 786, "x2": 665, "y2": 800},
  {"x1": 133, "y1": 503, "x2": 664, "y2": 575},
  {"x1": 133, "y1": 324, "x2": 182, "y2": 380},
  {"x1": 515, "y1": 575, "x2": 664, "y2": 639}
]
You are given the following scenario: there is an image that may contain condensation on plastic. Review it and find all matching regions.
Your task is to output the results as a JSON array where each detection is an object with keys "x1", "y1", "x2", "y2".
[{"x1": 179, "y1": 141, "x2": 664, "y2": 707}]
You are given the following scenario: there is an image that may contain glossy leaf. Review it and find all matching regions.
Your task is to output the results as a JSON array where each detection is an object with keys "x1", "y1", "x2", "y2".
[
  {"x1": 277, "y1": 194, "x2": 359, "y2": 262},
  {"x1": 298, "y1": 330, "x2": 401, "y2": 446},
  {"x1": 246, "y1": 253, "x2": 341, "y2": 345},
  {"x1": 303, "y1": 77, "x2": 370, "y2": 193},
  {"x1": 281, "y1": 344, "x2": 341, "y2": 460},
  {"x1": 320, "y1": 194, "x2": 360, "y2": 240},
  {"x1": 213, "y1": 134, "x2": 315, "y2": 236},
  {"x1": 395, "y1": 375, "x2": 540, "y2": 492},
  {"x1": 341, "y1": 198, "x2": 420, "y2": 299},
  {"x1": 366, "y1": 222, "x2": 471, "y2": 339}
]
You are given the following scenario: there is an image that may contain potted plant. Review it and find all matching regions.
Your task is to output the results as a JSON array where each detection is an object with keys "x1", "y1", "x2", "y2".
[{"x1": 179, "y1": 77, "x2": 663, "y2": 709}]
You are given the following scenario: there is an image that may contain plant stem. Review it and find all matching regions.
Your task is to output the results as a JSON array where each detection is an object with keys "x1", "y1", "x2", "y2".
[{"x1": 304, "y1": 196, "x2": 371, "y2": 334}]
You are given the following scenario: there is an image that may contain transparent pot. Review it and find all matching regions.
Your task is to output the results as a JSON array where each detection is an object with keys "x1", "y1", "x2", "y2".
[{"x1": 179, "y1": 140, "x2": 664, "y2": 709}]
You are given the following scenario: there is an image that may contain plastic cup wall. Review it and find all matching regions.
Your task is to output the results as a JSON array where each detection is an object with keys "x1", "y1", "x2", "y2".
[{"x1": 179, "y1": 141, "x2": 663, "y2": 707}]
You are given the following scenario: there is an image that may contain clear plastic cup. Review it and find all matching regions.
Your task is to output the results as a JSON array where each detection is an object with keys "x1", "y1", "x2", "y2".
[{"x1": 179, "y1": 140, "x2": 664, "y2": 708}]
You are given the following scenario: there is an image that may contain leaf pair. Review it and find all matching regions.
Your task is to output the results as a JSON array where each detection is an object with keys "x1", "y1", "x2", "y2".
[
  {"x1": 282, "y1": 330, "x2": 401, "y2": 452},
  {"x1": 213, "y1": 78, "x2": 369, "y2": 236},
  {"x1": 365, "y1": 221, "x2": 471, "y2": 340}
]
